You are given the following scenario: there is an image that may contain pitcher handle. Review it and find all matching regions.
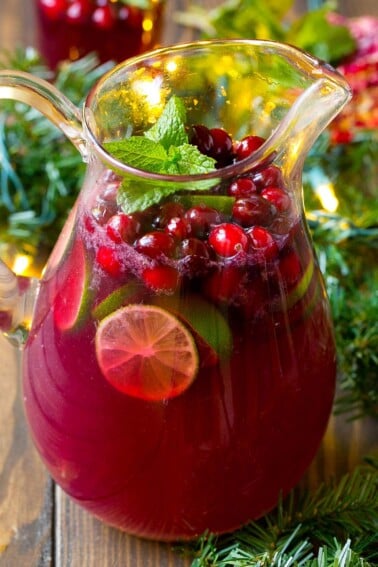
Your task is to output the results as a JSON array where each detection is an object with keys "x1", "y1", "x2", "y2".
[
  {"x1": 0, "y1": 69, "x2": 86, "y2": 155},
  {"x1": 0, "y1": 70, "x2": 86, "y2": 345}
]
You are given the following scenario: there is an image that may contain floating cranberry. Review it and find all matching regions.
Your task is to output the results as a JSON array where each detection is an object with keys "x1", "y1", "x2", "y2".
[
  {"x1": 204, "y1": 265, "x2": 244, "y2": 303},
  {"x1": 278, "y1": 251, "x2": 302, "y2": 286},
  {"x1": 106, "y1": 213, "x2": 138, "y2": 244},
  {"x1": 92, "y1": 5, "x2": 114, "y2": 29},
  {"x1": 252, "y1": 165, "x2": 284, "y2": 190},
  {"x1": 91, "y1": 202, "x2": 117, "y2": 226},
  {"x1": 180, "y1": 238, "x2": 210, "y2": 259},
  {"x1": 155, "y1": 202, "x2": 185, "y2": 228},
  {"x1": 184, "y1": 205, "x2": 221, "y2": 238},
  {"x1": 232, "y1": 196, "x2": 275, "y2": 227},
  {"x1": 227, "y1": 177, "x2": 257, "y2": 198},
  {"x1": 234, "y1": 135, "x2": 265, "y2": 160},
  {"x1": 165, "y1": 217, "x2": 190, "y2": 241},
  {"x1": 39, "y1": 0, "x2": 66, "y2": 20},
  {"x1": 96, "y1": 246, "x2": 122, "y2": 277},
  {"x1": 179, "y1": 238, "x2": 211, "y2": 274},
  {"x1": 261, "y1": 187, "x2": 291, "y2": 212},
  {"x1": 208, "y1": 128, "x2": 234, "y2": 164},
  {"x1": 135, "y1": 231, "x2": 176, "y2": 259},
  {"x1": 142, "y1": 266, "x2": 180, "y2": 292},
  {"x1": 269, "y1": 214, "x2": 293, "y2": 236},
  {"x1": 247, "y1": 226, "x2": 278, "y2": 261},
  {"x1": 209, "y1": 223, "x2": 249, "y2": 258},
  {"x1": 190, "y1": 125, "x2": 213, "y2": 155},
  {"x1": 84, "y1": 214, "x2": 96, "y2": 233}
]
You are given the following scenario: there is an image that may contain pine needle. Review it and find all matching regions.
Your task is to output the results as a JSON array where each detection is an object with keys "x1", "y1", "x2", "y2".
[{"x1": 183, "y1": 460, "x2": 378, "y2": 566}]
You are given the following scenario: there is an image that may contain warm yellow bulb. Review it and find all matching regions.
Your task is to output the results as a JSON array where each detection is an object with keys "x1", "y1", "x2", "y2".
[
  {"x1": 12, "y1": 254, "x2": 32, "y2": 276},
  {"x1": 165, "y1": 60, "x2": 178, "y2": 73},
  {"x1": 143, "y1": 17, "x2": 153, "y2": 32},
  {"x1": 316, "y1": 182, "x2": 339, "y2": 213}
]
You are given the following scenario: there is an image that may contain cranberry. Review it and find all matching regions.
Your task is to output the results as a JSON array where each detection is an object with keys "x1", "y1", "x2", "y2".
[
  {"x1": 180, "y1": 238, "x2": 210, "y2": 259},
  {"x1": 84, "y1": 214, "x2": 96, "y2": 233},
  {"x1": 252, "y1": 165, "x2": 284, "y2": 190},
  {"x1": 208, "y1": 128, "x2": 234, "y2": 164},
  {"x1": 261, "y1": 187, "x2": 291, "y2": 212},
  {"x1": 184, "y1": 205, "x2": 222, "y2": 238},
  {"x1": 234, "y1": 135, "x2": 265, "y2": 160},
  {"x1": 135, "y1": 231, "x2": 176, "y2": 259},
  {"x1": 91, "y1": 202, "x2": 117, "y2": 225},
  {"x1": 190, "y1": 125, "x2": 214, "y2": 155},
  {"x1": 269, "y1": 214, "x2": 293, "y2": 236},
  {"x1": 209, "y1": 223, "x2": 248, "y2": 258},
  {"x1": 92, "y1": 5, "x2": 114, "y2": 29},
  {"x1": 165, "y1": 217, "x2": 190, "y2": 241},
  {"x1": 227, "y1": 177, "x2": 257, "y2": 198},
  {"x1": 246, "y1": 226, "x2": 278, "y2": 261},
  {"x1": 278, "y1": 251, "x2": 302, "y2": 286},
  {"x1": 179, "y1": 238, "x2": 211, "y2": 273},
  {"x1": 204, "y1": 266, "x2": 244, "y2": 303},
  {"x1": 66, "y1": 0, "x2": 91, "y2": 23},
  {"x1": 155, "y1": 202, "x2": 185, "y2": 228},
  {"x1": 142, "y1": 266, "x2": 180, "y2": 292},
  {"x1": 39, "y1": 0, "x2": 66, "y2": 20},
  {"x1": 99, "y1": 182, "x2": 119, "y2": 203},
  {"x1": 96, "y1": 246, "x2": 122, "y2": 277},
  {"x1": 232, "y1": 196, "x2": 275, "y2": 227},
  {"x1": 106, "y1": 213, "x2": 138, "y2": 244}
]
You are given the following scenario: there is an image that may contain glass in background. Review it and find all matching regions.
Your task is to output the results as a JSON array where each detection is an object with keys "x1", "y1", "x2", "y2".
[{"x1": 34, "y1": 0, "x2": 165, "y2": 69}]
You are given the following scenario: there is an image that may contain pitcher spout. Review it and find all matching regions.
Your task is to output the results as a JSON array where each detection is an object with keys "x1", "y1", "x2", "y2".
[{"x1": 268, "y1": 53, "x2": 352, "y2": 172}]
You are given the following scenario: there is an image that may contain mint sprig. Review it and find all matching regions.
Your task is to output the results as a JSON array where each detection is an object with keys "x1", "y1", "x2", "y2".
[
  {"x1": 103, "y1": 96, "x2": 217, "y2": 214},
  {"x1": 145, "y1": 96, "x2": 188, "y2": 149}
]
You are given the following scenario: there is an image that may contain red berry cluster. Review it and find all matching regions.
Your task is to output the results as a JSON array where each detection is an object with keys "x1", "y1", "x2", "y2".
[
  {"x1": 38, "y1": 0, "x2": 143, "y2": 29},
  {"x1": 88, "y1": 127, "x2": 301, "y2": 304}
]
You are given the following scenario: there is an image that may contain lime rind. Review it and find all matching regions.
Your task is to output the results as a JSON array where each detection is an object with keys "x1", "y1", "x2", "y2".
[
  {"x1": 286, "y1": 257, "x2": 314, "y2": 310},
  {"x1": 92, "y1": 282, "x2": 141, "y2": 321},
  {"x1": 54, "y1": 239, "x2": 91, "y2": 332}
]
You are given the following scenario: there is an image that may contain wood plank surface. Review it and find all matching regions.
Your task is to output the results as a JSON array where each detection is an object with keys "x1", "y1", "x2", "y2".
[{"x1": 0, "y1": 1, "x2": 377, "y2": 566}]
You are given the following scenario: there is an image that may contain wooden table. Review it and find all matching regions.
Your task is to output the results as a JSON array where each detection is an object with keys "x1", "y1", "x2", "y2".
[{"x1": 0, "y1": 1, "x2": 377, "y2": 566}]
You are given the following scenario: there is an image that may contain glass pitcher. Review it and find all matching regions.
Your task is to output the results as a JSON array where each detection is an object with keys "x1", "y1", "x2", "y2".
[{"x1": 0, "y1": 40, "x2": 351, "y2": 541}]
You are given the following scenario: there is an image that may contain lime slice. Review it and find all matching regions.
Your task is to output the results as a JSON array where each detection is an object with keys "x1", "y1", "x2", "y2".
[
  {"x1": 53, "y1": 239, "x2": 91, "y2": 331},
  {"x1": 92, "y1": 281, "x2": 142, "y2": 321},
  {"x1": 95, "y1": 304, "x2": 199, "y2": 401},
  {"x1": 286, "y1": 257, "x2": 314, "y2": 310}
]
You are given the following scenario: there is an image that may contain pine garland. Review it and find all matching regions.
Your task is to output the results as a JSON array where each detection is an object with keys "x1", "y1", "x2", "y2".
[{"x1": 182, "y1": 459, "x2": 378, "y2": 566}]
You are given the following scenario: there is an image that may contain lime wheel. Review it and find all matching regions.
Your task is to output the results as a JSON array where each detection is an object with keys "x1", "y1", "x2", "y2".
[{"x1": 95, "y1": 304, "x2": 199, "y2": 401}]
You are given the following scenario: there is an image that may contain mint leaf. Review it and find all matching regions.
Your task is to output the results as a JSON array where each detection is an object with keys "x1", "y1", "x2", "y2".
[
  {"x1": 168, "y1": 143, "x2": 216, "y2": 175},
  {"x1": 116, "y1": 172, "x2": 217, "y2": 215},
  {"x1": 117, "y1": 180, "x2": 182, "y2": 214},
  {"x1": 145, "y1": 96, "x2": 188, "y2": 149},
  {"x1": 104, "y1": 137, "x2": 169, "y2": 173},
  {"x1": 105, "y1": 95, "x2": 218, "y2": 213}
]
